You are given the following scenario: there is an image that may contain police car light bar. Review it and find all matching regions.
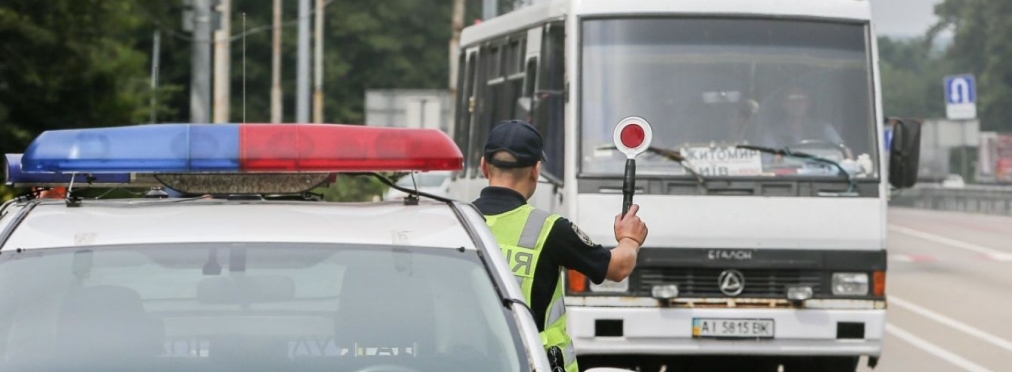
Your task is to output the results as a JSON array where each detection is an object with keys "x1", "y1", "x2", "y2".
[{"x1": 18, "y1": 124, "x2": 463, "y2": 174}]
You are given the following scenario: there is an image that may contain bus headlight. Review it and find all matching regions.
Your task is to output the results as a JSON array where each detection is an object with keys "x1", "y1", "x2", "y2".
[{"x1": 832, "y1": 273, "x2": 869, "y2": 296}]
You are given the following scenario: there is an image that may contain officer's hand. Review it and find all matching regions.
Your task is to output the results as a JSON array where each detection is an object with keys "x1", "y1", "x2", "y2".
[{"x1": 614, "y1": 204, "x2": 648, "y2": 246}]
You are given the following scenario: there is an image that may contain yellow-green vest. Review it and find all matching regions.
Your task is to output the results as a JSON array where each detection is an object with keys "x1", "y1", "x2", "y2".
[{"x1": 485, "y1": 205, "x2": 577, "y2": 372}]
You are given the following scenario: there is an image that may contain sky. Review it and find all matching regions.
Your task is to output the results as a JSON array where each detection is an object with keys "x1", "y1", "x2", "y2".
[{"x1": 871, "y1": 0, "x2": 944, "y2": 37}]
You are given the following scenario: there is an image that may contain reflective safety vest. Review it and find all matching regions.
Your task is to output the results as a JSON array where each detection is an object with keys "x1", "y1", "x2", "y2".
[{"x1": 485, "y1": 205, "x2": 577, "y2": 372}]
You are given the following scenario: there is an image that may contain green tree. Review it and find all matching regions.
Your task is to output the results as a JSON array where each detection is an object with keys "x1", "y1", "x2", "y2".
[
  {"x1": 0, "y1": 0, "x2": 174, "y2": 200},
  {"x1": 1, "y1": 0, "x2": 476, "y2": 202},
  {"x1": 226, "y1": 0, "x2": 461, "y2": 124},
  {"x1": 877, "y1": 36, "x2": 948, "y2": 119},
  {"x1": 932, "y1": 0, "x2": 1012, "y2": 131},
  {"x1": 0, "y1": 0, "x2": 163, "y2": 153}
]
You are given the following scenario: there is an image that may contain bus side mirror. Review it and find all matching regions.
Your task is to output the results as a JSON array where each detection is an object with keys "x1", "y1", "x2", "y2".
[{"x1": 888, "y1": 118, "x2": 922, "y2": 189}]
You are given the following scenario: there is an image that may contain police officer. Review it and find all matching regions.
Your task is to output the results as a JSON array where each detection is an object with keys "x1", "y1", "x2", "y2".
[{"x1": 474, "y1": 120, "x2": 648, "y2": 372}]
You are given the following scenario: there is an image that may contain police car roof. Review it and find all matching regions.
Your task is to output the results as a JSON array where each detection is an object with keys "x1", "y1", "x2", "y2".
[{"x1": 2, "y1": 199, "x2": 478, "y2": 251}]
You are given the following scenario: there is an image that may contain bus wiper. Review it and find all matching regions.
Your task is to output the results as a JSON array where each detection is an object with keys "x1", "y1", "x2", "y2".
[
  {"x1": 643, "y1": 146, "x2": 705, "y2": 185},
  {"x1": 598, "y1": 145, "x2": 705, "y2": 185},
  {"x1": 734, "y1": 145, "x2": 856, "y2": 195}
]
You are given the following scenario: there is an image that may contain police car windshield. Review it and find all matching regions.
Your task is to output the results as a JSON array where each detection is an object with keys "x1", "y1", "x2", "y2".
[
  {"x1": 581, "y1": 17, "x2": 878, "y2": 178},
  {"x1": 0, "y1": 243, "x2": 527, "y2": 372}
]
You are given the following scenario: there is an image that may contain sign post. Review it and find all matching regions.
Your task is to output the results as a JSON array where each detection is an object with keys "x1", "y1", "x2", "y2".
[
  {"x1": 945, "y1": 74, "x2": 978, "y2": 180},
  {"x1": 613, "y1": 117, "x2": 653, "y2": 215}
]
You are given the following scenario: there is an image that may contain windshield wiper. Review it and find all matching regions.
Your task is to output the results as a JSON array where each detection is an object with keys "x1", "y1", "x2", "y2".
[
  {"x1": 598, "y1": 145, "x2": 705, "y2": 185},
  {"x1": 735, "y1": 145, "x2": 857, "y2": 195},
  {"x1": 643, "y1": 146, "x2": 706, "y2": 185}
]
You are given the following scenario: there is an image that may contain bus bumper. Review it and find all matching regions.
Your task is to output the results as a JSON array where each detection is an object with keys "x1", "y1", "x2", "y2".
[{"x1": 567, "y1": 304, "x2": 884, "y2": 357}]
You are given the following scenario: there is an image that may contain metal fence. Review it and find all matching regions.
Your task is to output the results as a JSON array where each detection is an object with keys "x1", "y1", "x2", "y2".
[{"x1": 890, "y1": 184, "x2": 1012, "y2": 216}]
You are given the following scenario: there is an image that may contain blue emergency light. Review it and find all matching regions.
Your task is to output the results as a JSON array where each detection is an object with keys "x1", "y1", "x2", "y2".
[{"x1": 4, "y1": 154, "x2": 131, "y2": 186}]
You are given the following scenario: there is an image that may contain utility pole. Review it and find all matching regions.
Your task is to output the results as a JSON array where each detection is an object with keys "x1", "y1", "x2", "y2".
[
  {"x1": 449, "y1": 0, "x2": 466, "y2": 138},
  {"x1": 312, "y1": 0, "x2": 324, "y2": 123},
  {"x1": 449, "y1": 0, "x2": 465, "y2": 95},
  {"x1": 150, "y1": 30, "x2": 161, "y2": 124},
  {"x1": 191, "y1": 0, "x2": 212, "y2": 123},
  {"x1": 961, "y1": 120, "x2": 970, "y2": 180},
  {"x1": 483, "y1": 0, "x2": 496, "y2": 20},
  {"x1": 270, "y1": 0, "x2": 283, "y2": 123},
  {"x1": 213, "y1": 0, "x2": 231, "y2": 123},
  {"x1": 296, "y1": 0, "x2": 311, "y2": 123}
]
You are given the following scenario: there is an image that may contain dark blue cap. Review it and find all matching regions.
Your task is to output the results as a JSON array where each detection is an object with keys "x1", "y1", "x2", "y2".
[{"x1": 483, "y1": 120, "x2": 547, "y2": 169}]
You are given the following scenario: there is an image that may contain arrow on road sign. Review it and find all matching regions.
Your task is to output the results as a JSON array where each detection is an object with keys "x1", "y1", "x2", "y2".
[{"x1": 949, "y1": 78, "x2": 970, "y2": 104}]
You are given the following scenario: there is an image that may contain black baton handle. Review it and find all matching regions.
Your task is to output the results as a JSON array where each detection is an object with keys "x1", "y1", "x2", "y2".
[{"x1": 622, "y1": 158, "x2": 635, "y2": 216}]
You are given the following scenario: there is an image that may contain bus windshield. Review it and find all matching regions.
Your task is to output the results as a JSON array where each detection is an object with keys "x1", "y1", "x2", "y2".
[{"x1": 581, "y1": 18, "x2": 877, "y2": 178}]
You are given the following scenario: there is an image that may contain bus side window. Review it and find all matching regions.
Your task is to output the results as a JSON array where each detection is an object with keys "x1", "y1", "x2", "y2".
[
  {"x1": 535, "y1": 24, "x2": 566, "y2": 181},
  {"x1": 517, "y1": 58, "x2": 537, "y2": 123},
  {"x1": 454, "y1": 52, "x2": 477, "y2": 177},
  {"x1": 492, "y1": 39, "x2": 525, "y2": 126},
  {"x1": 470, "y1": 35, "x2": 527, "y2": 179},
  {"x1": 467, "y1": 46, "x2": 495, "y2": 178}
]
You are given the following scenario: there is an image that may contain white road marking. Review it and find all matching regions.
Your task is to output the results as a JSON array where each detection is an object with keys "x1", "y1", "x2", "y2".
[
  {"x1": 891, "y1": 254, "x2": 913, "y2": 262},
  {"x1": 890, "y1": 296, "x2": 1012, "y2": 353},
  {"x1": 886, "y1": 323, "x2": 993, "y2": 372},
  {"x1": 890, "y1": 253, "x2": 936, "y2": 263},
  {"x1": 888, "y1": 225, "x2": 1012, "y2": 261}
]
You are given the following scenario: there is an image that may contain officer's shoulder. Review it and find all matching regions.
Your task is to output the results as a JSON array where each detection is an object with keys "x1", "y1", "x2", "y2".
[
  {"x1": 523, "y1": 206, "x2": 560, "y2": 223},
  {"x1": 546, "y1": 217, "x2": 596, "y2": 247},
  {"x1": 533, "y1": 208, "x2": 566, "y2": 227},
  {"x1": 547, "y1": 214, "x2": 571, "y2": 226}
]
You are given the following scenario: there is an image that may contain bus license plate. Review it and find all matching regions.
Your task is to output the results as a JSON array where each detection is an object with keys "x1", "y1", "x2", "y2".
[{"x1": 692, "y1": 318, "x2": 774, "y2": 338}]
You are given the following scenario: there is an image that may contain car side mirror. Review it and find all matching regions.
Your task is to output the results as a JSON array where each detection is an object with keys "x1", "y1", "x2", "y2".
[{"x1": 888, "y1": 118, "x2": 922, "y2": 189}]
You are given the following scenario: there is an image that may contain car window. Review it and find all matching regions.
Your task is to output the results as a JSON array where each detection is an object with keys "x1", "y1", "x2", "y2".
[{"x1": 0, "y1": 243, "x2": 527, "y2": 372}]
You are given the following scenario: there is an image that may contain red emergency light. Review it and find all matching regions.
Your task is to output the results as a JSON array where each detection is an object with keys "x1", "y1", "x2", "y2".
[{"x1": 239, "y1": 124, "x2": 463, "y2": 172}]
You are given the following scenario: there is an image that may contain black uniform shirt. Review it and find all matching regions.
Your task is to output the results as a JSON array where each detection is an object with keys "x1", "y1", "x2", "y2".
[{"x1": 473, "y1": 187, "x2": 612, "y2": 331}]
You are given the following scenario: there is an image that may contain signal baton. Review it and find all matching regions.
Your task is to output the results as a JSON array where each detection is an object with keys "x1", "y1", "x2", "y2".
[{"x1": 612, "y1": 117, "x2": 653, "y2": 216}]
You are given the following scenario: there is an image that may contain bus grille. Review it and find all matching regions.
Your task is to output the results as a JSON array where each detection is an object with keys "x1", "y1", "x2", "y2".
[{"x1": 636, "y1": 268, "x2": 823, "y2": 298}]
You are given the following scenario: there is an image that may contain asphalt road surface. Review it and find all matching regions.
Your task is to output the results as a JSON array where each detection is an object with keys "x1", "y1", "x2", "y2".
[{"x1": 857, "y1": 208, "x2": 1012, "y2": 372}]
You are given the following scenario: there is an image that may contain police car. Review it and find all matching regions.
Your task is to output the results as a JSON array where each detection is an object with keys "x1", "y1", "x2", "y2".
[{"x1": 0, "y1": 124, "x2": 553, "y2": 372}]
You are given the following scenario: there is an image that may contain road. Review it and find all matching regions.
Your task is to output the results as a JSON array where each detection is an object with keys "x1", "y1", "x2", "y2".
[{"x1": 857, "y1": 208, "x2": 1012, "y2": 372}]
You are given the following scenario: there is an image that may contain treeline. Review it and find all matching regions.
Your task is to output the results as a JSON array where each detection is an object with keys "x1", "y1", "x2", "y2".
[
  {"x1": 879, "y1": 0, "x2": 1012, "y2": 132},
  {"x1": 2, "y1": 0, "x2": 1011, "y2": 200},
  {"x1": 0, "y1": 0, "x2": 481, "y2": 201}
]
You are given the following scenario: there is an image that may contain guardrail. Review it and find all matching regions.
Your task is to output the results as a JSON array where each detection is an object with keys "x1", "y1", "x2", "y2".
[{"x1": 890, "y1": 184, "x2": 1012, "y2": 216}]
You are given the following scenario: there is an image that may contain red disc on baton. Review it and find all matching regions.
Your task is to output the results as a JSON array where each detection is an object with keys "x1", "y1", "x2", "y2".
[
  {"x1": 613, "y1": 117, "x2": 653, "y2": 159},
  {"x1": 620, "y1": 124, "x2": 646, "y2": 149}
]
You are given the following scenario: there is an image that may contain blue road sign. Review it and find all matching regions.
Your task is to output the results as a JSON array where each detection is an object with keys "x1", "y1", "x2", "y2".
[
  {"x1": 945, "y1": 74, "x2": 977, "y2": 120},
  {"x1": 945, "y1": 75, "x2": 976, "y2": 105}
]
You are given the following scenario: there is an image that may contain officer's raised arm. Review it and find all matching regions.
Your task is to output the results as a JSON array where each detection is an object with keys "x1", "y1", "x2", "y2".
[{"x1": 606, "y1": 204, "x2": 648, "y2": 282}]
